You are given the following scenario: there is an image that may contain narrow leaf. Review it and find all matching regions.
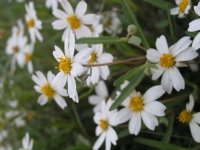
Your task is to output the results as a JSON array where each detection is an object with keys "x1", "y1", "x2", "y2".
[
  {"x1": 162, "y1": 114, "x2": 174, "y2": 143},
  {"x1": 75, "y1": 36, "x2": 122, "y2": 44},
  {"x1": 110, "y1": 65, "x2": 145, "y2": 110},
  {"x1": 144, "y1": 0, "x2": 175, "y2": 11},
  {"x1": 114, "y1": 64, "x2": 146, "y2": 87},
  {"x1": 134, "y1": 138, "x2": 192, "y2": 150},
  {"x1": 120, "y1": 0, "x2": 149, "y2": 49}
]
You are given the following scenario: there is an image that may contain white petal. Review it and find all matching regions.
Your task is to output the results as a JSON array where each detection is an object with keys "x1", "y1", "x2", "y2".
[
  {"x1": 62, "y1": 27, "x2": 71, "y2": 42},
  {"x1": 73, "y1": 48, "x2": 92, "y2": 63},
  {"x1": 144, "y1": 101, "x2": 166, "y2": 116},
  {"x1": 95, "y1": 80, "x2": 108, "y2": 98},
  {"x1": 75, "y1": 24, "x2": 92, "y2": 38},
  {"x1": 60, "y1": 0, "x2": 74, "y2": 15},
  {"x1": 47, "y1": 71, "x2": 55, "y2": 83},
  {"x1": 95, "y1": 126, "x2": 102, "y2": 136},
  {"x1": 32, "y1": 75, "x2": 43, "y2": 86},
  {"x1": 188, "y1": 19, "x2": 200, "y2": 32},
  {"x1": 93, "y1": 132, "x2": 106, "y2": 150},
  {"x1": 105, "y1": 134, "x2": 111, "y2": 150},
  {"x1": 75, "y1": 0, "x2": 87, "y2": 18},
  {"x1": 99, "y1": 66, "x2": 110, "y2": 80},
  {"x1": 53, "y1": 45, "x2": 65, "y2": 61},
  {"x1": 52, "y1": 20, "x2": 68, "y2": 30},
  {"x1": 94, "y1": 112, "x2": 103, "y2": 124},
  {"x1": 156, "y1": 35, "x2": 169, "y2": 54},
  {"x1": 170, "y1": 67, "x2": 185, "y2": 92},
  {"x1": 56, "y1": 88, "x2": 68, "y2": 97},
  {"x1": 54, "y1": 94, "x2": 67, "y2": 109},
  {"x1": 194, "y1": 4, "x2": 200, "y2": 16},
  {"x1": 189, "y1": 121, "x2": 200, "y2": 143},
  {"x1": 88, "y1": 95, "x2": 102, "y2": 105},
  {"x1": 171, "y1": 36, "x2": 192, "y2": 56},
  {"x1": 107, "y1": 127, "x2": 118, "y2": 145},
  {"x1": 175, "y1": 47, "x2": 198, "y2": 61},
  {"x1": 192, "y1": 32, "x2": 200, "y2": 50},
  {"x1": 35, "y1": 29, "x2": 43, "y2": 42},
  {"x1": 37, "y1": 94, "x2": 48, "y2": 105},
  {"x1": 193, "y1": 112, "x2": 200, "y2": 124},
  {"x1": 36, "y1": 71, "x2": 47, "y2": 84},
  {"x1": 117, "y1": 108, "x2": 132, "y2": 124},
  {"x1": 81, "y1": 14, "x2": 98, "y2": 25},
  {"x1": 186, "y1": 94, "x2": 194, "y2": 112},
  {"x1": 151, "y1": 65, "x2": 165, "y2": 80},
  {"x1": 141, "y1": 111, "x2": 158, "y2": 130},
  {"x1": 161, "y1": 69, "x2": 173, "y2": 94},
  {"x1": 28, "y1": 61, "x2": 33, "y2": 74},
  {"x1": 68, "y1": 74, "x2": 76, "y2": 100},
  {"x1": 90, "y1": 67, "x2": 99, "y2": 84},
  {"x1": 129, "y1": 113, "x2": 141, "y2": 135},
  {"x1": 64, "y1": 31, "x2": 74, "y2": 59},
  {"x1": 146, "y1": 49, "x2": 160, "y2": 63},
  {"x1": 170, "y1": 7, "x2": 178, "y2": 15},
  {"x1": 34, "y1": 85, "x2": 41, "y2": 93},
  {"x1": 143, "y1": 85, "x2": 165, "y2": 103},
  {"x1": 52, "y1": 9, "x2": 67, "y2": 19},
  {"x1": 28, "y1": 139, "x2": 34, "y2": 149},
  {"x1": 97, "y1": 53, "x2": 113, "y2": 63},
  {"x1": 70, "y1": 63, "x2": 84, "y2": 76},
  {"x1": 53, "y1": 72, "x2": 67, "y2": 88}
]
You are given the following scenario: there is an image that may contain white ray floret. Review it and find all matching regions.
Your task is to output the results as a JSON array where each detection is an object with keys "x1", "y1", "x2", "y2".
[
  {"x1": 93, "y1": 99, "x2": 118, "y2": 150},
  {"x1": 178, "y1": 94, "x2": 200, "y2": 143},
  {"x1": 53, "y1": 31, "x2": 91, "y2": 102},
  {"x1": 117, "y1": 85, "x2": 166, "y2": 135},
  {"x1": 32, "y1": 71, "x2": 68, "y2": 109},
  {"x1": 52, "y1": 0, "x2": 98, "y2": 41},
  {"x1": 146, "y1": 35, "x2": 198, "y2": 94}
]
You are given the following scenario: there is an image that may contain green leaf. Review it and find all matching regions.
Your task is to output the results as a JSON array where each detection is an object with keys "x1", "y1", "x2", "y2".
[
  {"x1": 118, "y1": 129, "x2": 129, "y2": 138},
  {"x1": 185, "y1": 31, "x2": 198, "y2": 38},
  {"x1": 144, "y1": 0, "x2": 175, "y2": 11},
  {"x1": 162, "y1": 114, "x2": 174, "y2": 143},
  {"x1": 155, "y1": 20, "x2": 169, "y2": 29},
  {"x1": 128, "y1": 35, "x2": 141, "y2": 45},
  {"x1": 114, "y1": 64, "x2": 146, "y2": 87},
  {"x1": 110, "y1": 65, "x2": 146, "y2": 110},
  {"x1": 134, "y1": 138, "x2": 192, "y2": 150},
  {"x1": 120, "y1": 0, "x2": 149, "y2": 49},
  {"x1": 75, "y1": 36, "x2": 122, "y2": 44}
]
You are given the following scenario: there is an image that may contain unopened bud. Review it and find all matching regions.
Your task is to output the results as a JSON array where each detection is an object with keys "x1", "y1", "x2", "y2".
[{"x1": 127, "y1": 24, "x2": 137, "y2": 35}]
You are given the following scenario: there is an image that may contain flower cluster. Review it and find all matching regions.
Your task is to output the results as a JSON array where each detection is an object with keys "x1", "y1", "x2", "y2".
[{"x1": 2, "y1": 0, "x2": 200, "y2": 149}]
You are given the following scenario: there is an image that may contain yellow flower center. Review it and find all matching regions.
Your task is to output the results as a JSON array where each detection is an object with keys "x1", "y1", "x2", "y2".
[
  {"x1": 40, "y1": 84, "x2": 55, "y2": 98},
  {"x1": 12, "y1": 46, "x2": 19, "y2": 53},
  {"x1": 66, "y1": 16, "x2": 81, "y2": 30},
  {"x1": 178, "y1": 0, "x2": 188, "y2": 13},
  {"x1": 128, "y1": 96, "x2": 143, "y2": 112},
  {"x1": 99, "y1": 119, "x2": 108, "y2": 131},
  {"x1": 105, "y1": 19, "x2": 111, "y2": 27},
  {"x1": 25, "y1": 54, "x2": 31, "y2": 62},
  {"x1": 88, "y1": 51, "x2": 97, "y2": 64},
  {"x1": 57, "y1": 58, "x2": 72, "y2": 74},
  {"x1": 159, "y1": 53, "x2": 175, "y2": 68},
  {"x1": 178, "y1": 110, "x2": 192, "y2": 123},
  {"x1": 26, "y1": 18, "x2": 34, "y2": 28}
]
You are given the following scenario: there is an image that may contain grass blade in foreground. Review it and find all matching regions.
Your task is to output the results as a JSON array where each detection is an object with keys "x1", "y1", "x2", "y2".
[
  {"x1": 144, "y1": 0, "x2": 175, "y2": 11},
  {"x1": 75, "y1": 36, "x2": 122, "y2": 44},
  {"x1": 120, "y1": 0, "x2": 149, "y2": 49},
  {"x1": 110, "y1": 65, "x2": 145, "y2": 110},
  {"x1": 134, "y1": 138, "x2": 192, "y2": 150}
]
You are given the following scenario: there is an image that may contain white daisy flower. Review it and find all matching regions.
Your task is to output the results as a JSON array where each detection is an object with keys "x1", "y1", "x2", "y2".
[
  {"x1": 88, "y1": 15, "x2": 103, "y2": 37},
  {"x1": 53, "y1": 31, "x2": 91, "y2": 102},
  {"x1": 25, "y1": 1, "x2": 43, "y2": 43},
  {"x1": 178, "y1": 94, "x2": 200, "y2": 143},
  {"x1": 170, "y1": 0, "x2": 191, "y2": 18},
  {"x1": 188, "y1": 2, "x2": 200, "y2": 50},
  {"x1": 46, "y1": 0, "x2": 58, "y2": 10},
  {"x1": 86, "y1": 44, "x2": 113, "y2": 86},
  {"x1": 117, "y1": 85, "x2": 166, "y2": 135},
  {"x1": 88, "y1": 80, "x2": 109, "y2": 112},
  {"x1": 102, "y1": 8, "x2": 122, "y2": 34},
  {"x1": 11, "y1": 19, "x2": 24, "y2": 38},
  {"x1": 31, "y1": 71, "x2": 68, "y2": 109},
  {"x1": 52, "y1": 0, "x2": 97, "y2": 41},
  {"x1": 6, "y1": 32, "x2": 27, "y2": 72},
  {"x1": 93, "y1": 99, "x2": 118, "y2": 150},
  {"x1": 146, "y1": 35, "x2": 198, "y2": 94},
  {"x1": 21, "y1": 43, "x2": 34, "y2": 74},
  {"x1": 19, "y1": 132, "x2": 33, "y2": 150}
]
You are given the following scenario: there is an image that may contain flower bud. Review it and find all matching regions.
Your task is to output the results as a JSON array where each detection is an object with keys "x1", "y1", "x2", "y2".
[{"x1": 127, "y1": 24, "x2": 137, "y2": 35}]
